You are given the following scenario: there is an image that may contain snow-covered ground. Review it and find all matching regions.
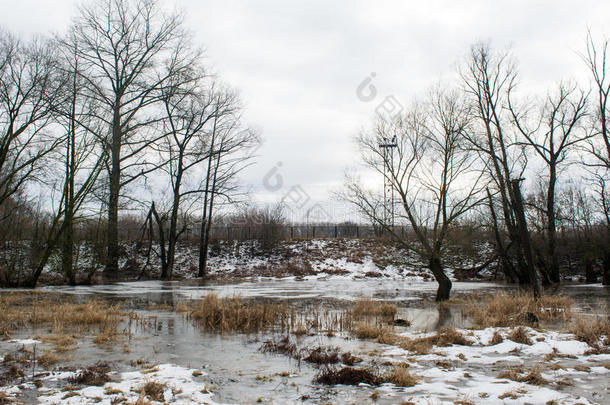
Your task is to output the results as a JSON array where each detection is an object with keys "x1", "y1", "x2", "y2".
[
  {"x1": 106, "y1": 238, "x2": 495, "y2": 282},
  {"x1": 376, "y1": 327, "x2": 609, "y2": 404}
]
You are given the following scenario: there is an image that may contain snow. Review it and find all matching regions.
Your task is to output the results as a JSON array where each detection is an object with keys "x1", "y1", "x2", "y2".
[
  {"x1": 3, "y1": 364, "x2": 224, "y2": 404},
  {"x1": 379, "y1": 327, "x2": 607, "y2": 404}
]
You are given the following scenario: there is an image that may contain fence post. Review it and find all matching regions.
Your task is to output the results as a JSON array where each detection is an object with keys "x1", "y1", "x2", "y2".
[
  {"x1": 312, "y1": 226, "x2": 316, "y2": 239},
  {"x1": 334, "y1": 225, "x2": 338, "y2": 238},
  {"x1": 290, "y1": 226, "x2": 293, "y2": 239}
]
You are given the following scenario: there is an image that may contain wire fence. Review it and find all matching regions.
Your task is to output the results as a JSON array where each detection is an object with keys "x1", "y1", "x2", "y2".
[
  {"x1": 118, "y1": 224, "x2": 414, "y2": 241},
  {"x1": 186, "y1": 224, "x2": 410, "y2": 241}
]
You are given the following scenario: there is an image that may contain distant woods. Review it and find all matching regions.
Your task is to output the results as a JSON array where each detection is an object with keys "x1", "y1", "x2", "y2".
[
  {"x1": 344, "y1": 40, "x2": 610, "y2": 300},
  {"x1": 0, "y1": 0, "x2": 258, "y2": 286}
]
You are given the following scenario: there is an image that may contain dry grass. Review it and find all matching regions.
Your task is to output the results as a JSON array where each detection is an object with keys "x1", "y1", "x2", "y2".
[
  {"x1": 69, "y1": 363, "x2": 112, "y2": 386},
  {"x1": 568, "y1": 316, "x2": 610, "y2": 348},
  {"x1": 497, "y1": 365, "x2": 548, "y2": 385},
  {"x1": 489, "y1": 330, "x2": 504, "y2": 345},
  {"x1": 352, "y1": 299, "x2": 397, "y2": 319},
  {"x1": 507, "y1": 327, "x2": 533, "y2": 345},
  {"x1": 386, "y1": 364, "x2": 419, "y2": 387},
  {"x1": 0, "y1": 292, "x2": 126, "y2": 338},
  {"x1": 303, "y1": 347, "x2": 340, "y2": 365},
  {"x1": 464, "y1": 292, "x2": 572, "y2": 328},
  {"x1": 182, "y1": 294, "x2": 293, "y2": 333},
  {"x1": 340, "y1": 352, "x2": 362, "y2": 365},
  {"x1": 397, "y1": 328, "x2": 472, "y2": 355},
  {"x1": 140, "y1": 381, "x2": 166, "y2": 402},
  {"x1": 352, "y1": 322, "x2": 394, "y2": 342},
  {"x1": 37, "y1": 333, "x2": 78, "y2": 352},
  {"x1": 315, "y1": 366, "x2": 382, "y2": 386},
  {"x1": 260, "y1": 336, "x2": 298, "y2": 357},
  {"x1": 37, "y1": 350, "x2": 59, "y2": 369},
  {"x1": 315, "y1": 363, "x2": 420, "y2": 387}
]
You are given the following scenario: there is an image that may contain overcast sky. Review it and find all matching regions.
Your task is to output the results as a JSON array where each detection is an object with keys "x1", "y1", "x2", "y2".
[{"x1": 1, "y1": 0, "x2": 608, "y2": 221}]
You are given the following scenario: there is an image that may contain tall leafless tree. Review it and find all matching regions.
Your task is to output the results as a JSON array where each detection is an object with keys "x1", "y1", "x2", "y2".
[
  {"x1": 69, "y1": 0, "x2": 201, "y2": 275},
  {"x1": 343, "y1": 89, "x2": 485, "y2": 301},
  {"x1": 582, "y1": 32, "x2": 610, "y2": 285},
  {"x1": 197, "y1": 100, "x2": 258, "y2": 278},
  {"x1": 0, "y1": 29, "x2": 59, "y2": 213},
  {"x1": 461, "y1": 43, "x2": 541, "y2": 297},
  {"x1": 152, "y1": 81, "x2": 242, "y2": 279},
  {"x1": 509, "y1": 82, "x2": 589, "y2": 283}
]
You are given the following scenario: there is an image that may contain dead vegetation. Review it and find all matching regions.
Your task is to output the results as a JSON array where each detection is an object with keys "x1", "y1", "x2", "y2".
[
  {"x1": 181, "y1": 294, "x2": 293, "y2": 333},
  {"x1": 315, "y1": 366, "x2": 382, "y2": 386},
  {"x1": 397, "y1": 328, "x2": 472, "y2": 355},
  {"x1": 139, "y1": 381, "x2": 166, "y2": 402},
  {"x1": 497, "y1": 365, "x2": 548, "y2": 386},
  {"x1": 69, "y1": 363, "x2": 112, "y2": 386},
  {"x1": 463, "y1": 292, "x2": 572, "y2": 328},
  {"x1": 315, "y1": 363, "x2": 419, "y2": 387},
  {"x1": 303, "y1": 347, "x2": 340, "y2": 365},
  {"x1": 352, "y1": 299, "x2": 397, "y2": 319},
  {"x1": 568, "y1": 316, "x2": 610, "y2": 350},
  {"x1": 507, "y1": 327, "x2": 533, "y2": 345},
  {"x1": 0, "y1": 292, "x2": 127, "y2": 339}
]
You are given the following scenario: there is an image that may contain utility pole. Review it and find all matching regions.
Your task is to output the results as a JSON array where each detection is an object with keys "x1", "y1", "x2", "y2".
[{"x1": 379, "y1": 136, "x2": 397, "y2": 227}]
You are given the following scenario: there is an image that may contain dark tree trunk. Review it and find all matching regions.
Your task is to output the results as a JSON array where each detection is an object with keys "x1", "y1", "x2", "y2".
[
  {"x1": 511, "y1": 179, "x2": 541, "y2": 299},
  {"x1": 105, "y1": 104, "x2": 122, "y2": 276},
  {"x1": 603, "y1": 249, "x2": 610, "y2": 286},
  {"x1": 547, "y1": 165, "x2": 560, "y2": 283},
  {"x1": 151, "y1": 203, "x2": 168, "y2": 279},
  {"x1": 429, "y1": 256, "x2": 452, "y2": 302},
  {"x1": 487, "y1": 189, "x2": 519, "y2": 283},
  {"x1": 584, "y1": 256, "x2": 596, "y2": 283}
]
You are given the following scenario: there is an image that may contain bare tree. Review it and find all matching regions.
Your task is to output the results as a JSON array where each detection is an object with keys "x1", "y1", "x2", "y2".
[
  {"x1": 509, "y1": 82, "x2": 589, "y2": 283},
  {"x1": 152, "y1": 82, "x2": 240, "y2": 279},
  {"x1": 69, "y1": 0, "x2": 200, "y2": 275},
  {"x1": 197, "y1": 102, "x2": 258, "y2": 278},
  {"x1": 461, "y1": 43, "x2": 541, "y2": 297},
  {"x1": 49, "y1": 32, "x2": 106, "y2": 285},
  {"x1": 0, "y1": 29, "x2": 59, "y2": 212},
  {"x1": 342, "y1": 89, "x2": 484, "y2": 301},
  {"x1": 582, "y1": 32, "x2": 610, "y2": 285}
]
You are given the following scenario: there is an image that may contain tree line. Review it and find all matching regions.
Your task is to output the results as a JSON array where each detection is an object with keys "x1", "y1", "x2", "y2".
[
  {"x1": 0, "y1": 0, "x2": 258, "y2": 287},
  {"x1": 344, "y1": 39, "x2": 610, "y2": 301}
]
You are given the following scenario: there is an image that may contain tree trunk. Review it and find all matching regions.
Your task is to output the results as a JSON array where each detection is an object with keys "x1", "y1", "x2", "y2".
[
  {"x1": 429, "y1": 256, "x2": 452, "y2": 302},
  {"x1": 201, "y1": 152, "x2": 221, "y2": 277},
  {"x1": 547, "y1": 165, "x2": 560, "y2": 283},
  {"x1": 151, "y1": 203, "x2": 168, "y2": 279},
  {"x1": 511, "y1": 180, "x2": 541, "y2": 299},
  {"x1": 487, "y1": 189, "x2": 518, "y2": 283},
  {"x1": 603, "y1": 249, "x2": 610, "y2": 286},
  {"x1": 166, "y1": 171, "x2": 182, "y2": 280},
  {"x1": 105, "y1": 103, "x2": 122, "y2": 275}
]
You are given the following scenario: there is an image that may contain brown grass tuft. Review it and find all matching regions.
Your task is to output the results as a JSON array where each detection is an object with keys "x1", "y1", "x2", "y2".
[
  {"x1": 315, "y1": 366, "x2": 381, "y2": 386},
  {"x1": 183, "y1": 294, "x2": 292, "y2": 333},
  {"x1": 37, "y1": 350, "x2": 59, "y2": 369},
  {"x1": 497, "y1": 365, "x2": 548, "y2": 385},
  {"x1": 464, "y1": 292, "x2": 572, "y2": 328},
  {"x1": 489, "y1": 330, "x2": 504, "y2": 345},
  {"x1": 69, "y1": 362, "x2": 111, "y2": 386},
  {"x1": 386, "y1": 364, "x2": 419, "y2": 387},
  {"x1": 507, "y1": 327, "x2": 533, "y2": 345},
  {"x1": 353, "y1": 299, "x2": 397, "y2": 319},
  {"x1": 568, "y1": 316, "x2": 610, "y2": 348},
  {"x1": 303, "y1": 347, "x2": 340, "y2": 365},
  {"x1": 140, "y1": 381, "x2": 166, "y2": 402}
]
